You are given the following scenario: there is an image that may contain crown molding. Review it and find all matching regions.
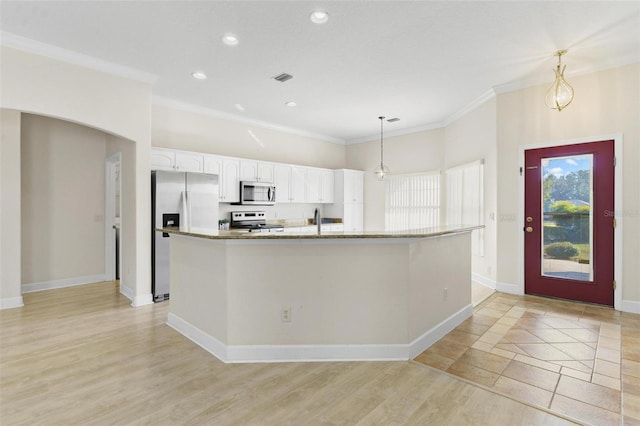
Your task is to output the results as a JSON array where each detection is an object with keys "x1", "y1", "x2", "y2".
[
  {"x1": 442, "y1": 89, "x2": 496, "y2": 127},
  {"x1": 152, "y1": 96, "x2": 346, "y2": 145},
  {"x1": 346, "y1": 120, "x2": 446, "y2": 145},
  {"x1": 0, "y1": 31, "x2": 158, "y2": 84}
]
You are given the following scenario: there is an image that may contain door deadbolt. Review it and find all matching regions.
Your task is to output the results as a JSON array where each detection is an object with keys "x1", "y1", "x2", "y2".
[
  {"x1": 525, "y1": 226, "x2": 534, "y2": 233},
  {"x1": 526, "y1": 217, "x2": 533, "y2": 223}
]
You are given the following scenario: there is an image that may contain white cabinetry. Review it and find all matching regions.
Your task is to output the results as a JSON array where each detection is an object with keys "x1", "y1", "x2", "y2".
[
  {"x1": 203, "y1": 155, "x2": 240, "y2": 203},
  {"x1": 325, "y1": 169, "x2": 365, "y2": 232},
  {"x1": 240, "y1": 160, "x2": 274, "y2": 183},
  {"x1": 151, "y1": 148, "x2": 203, "y2": 173},
  {"x1": 321, "y1": 169, "x2": 335, "y2": 204},
  {"x1": 274, "y1": 164, "x2": 293, "y2": 203},
  {"x1": 306, "y1": 168, "x2": 322, "y2": 203},
  {"x1": 291, "y1": 166, "x2": 306, "y2": 203}
]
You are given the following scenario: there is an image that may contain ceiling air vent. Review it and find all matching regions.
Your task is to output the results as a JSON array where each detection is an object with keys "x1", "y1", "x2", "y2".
[
  {"x1": 387, "y1": 117, "x2": 400, "y2": 122},
  {"x1": 272, "y1": 73, "x2": 294, "y2": 83}
]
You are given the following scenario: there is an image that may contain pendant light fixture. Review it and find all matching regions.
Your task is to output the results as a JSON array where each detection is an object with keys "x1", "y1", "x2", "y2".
[
  {"x1": 373, "y1": 116, "x2": 390, "y2": 181},
  {"x1": 544, "y1": 50, "x2": 574, "y2": 112}
]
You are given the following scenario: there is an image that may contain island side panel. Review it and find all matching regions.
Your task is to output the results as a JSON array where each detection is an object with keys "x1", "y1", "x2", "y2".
[
  {"x1": 408, "y1": 232, "x2": 472, "y2": 344},
  {"x1": 225, "y1": 240, "x2": 410, "y2": 346},
  {"x1": 169, "y1": 235, "x2": 228, "y2": 343}
]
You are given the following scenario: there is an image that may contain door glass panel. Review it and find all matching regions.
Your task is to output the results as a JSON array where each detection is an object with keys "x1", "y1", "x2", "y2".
[{"x1": 541, "y1": 154, "x2": 593, "y2": 281}]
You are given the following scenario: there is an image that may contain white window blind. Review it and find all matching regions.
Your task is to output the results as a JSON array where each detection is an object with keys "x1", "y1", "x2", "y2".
[
  {"x1": 444, "y1": 160, "x2": 484, "y2": 256},
  {"x1": 385, "y1": 172, "x2": 440, "y2": 231}
]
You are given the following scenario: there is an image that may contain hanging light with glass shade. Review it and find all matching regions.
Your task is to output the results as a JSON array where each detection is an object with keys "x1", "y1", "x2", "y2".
[
  {"x1": 373, "y1": 116, "x2": 390, "y2": 180},
  {"x1": 544, "y1": 50, "x2": 574, "y2": 112}
]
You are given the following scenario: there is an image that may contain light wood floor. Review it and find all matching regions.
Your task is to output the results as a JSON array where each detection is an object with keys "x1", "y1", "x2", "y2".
[{"x1": 1, "y1": 282, "x2": 577, "y2": 425}]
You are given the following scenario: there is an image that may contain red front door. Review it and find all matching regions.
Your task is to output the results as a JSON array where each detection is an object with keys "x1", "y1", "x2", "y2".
[{"x1": 524, "y1": 140, "x2": 615, "y2": 306}]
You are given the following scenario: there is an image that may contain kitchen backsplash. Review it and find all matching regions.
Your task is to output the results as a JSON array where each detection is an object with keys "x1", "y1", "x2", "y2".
[{"x1": 218, "y1": 203, "x2": 324, "y2": 223}]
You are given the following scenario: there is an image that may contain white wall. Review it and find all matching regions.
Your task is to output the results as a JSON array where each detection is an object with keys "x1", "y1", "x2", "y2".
[
  {"x1": 345, "y1": 128, "x2": 444, "y2": 231},
  {"x1": 496, "y1": 63, "x2": 639, "y2": 305},
  {"x1": 444, "y1": 98, "x2": 498, "y2": 284},
  {"x1": 152, "y1": 103, "x2": 346, "y2": 169},
  {"x1": 0, "y1": 110, "x2": 23, "y2": 308},
  {"x1": 105, "y1": 135, "x2": 136, "y2": 296},
  {"x1": 21, "y1": 114, "x2": 107, "y2": 286},
  {"x1": 0, "y1": 46, "x2": 152, "y2": 304}
]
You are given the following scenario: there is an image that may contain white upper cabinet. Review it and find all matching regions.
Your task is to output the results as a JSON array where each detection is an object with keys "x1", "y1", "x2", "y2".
[
  {"x1": 333, "y1": 169, "x2": 364, "y2": 203},
  {"x1": 321, "y1": 169, "x2": 335, "y2": 204},
  {"x1": 274, "y1": 164, "x2": 292, "y2": 203},
  {"x1": 240, "y1": 160, "x2": 274, "y2": 183},
  {"x1": 222, "y1": 158, "x2": 241, "y2": 203},
  {"x1": 151, "y1": 148, "x2": 203, "y2": 173},
  {"x1": 305, "y1": 168, "x2": 322, "y2": 203},
  {"x1": 151, "y1": 148, "x2": 176, "y2": 171},
  {"x1": 291, "y1": 166, "x2": 306, "y2": 203}
]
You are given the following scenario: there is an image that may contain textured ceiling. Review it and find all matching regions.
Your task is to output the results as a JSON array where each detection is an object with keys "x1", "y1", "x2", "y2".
[{"x1": 1, "y1": 1, "x2": 639, "y2": 143}]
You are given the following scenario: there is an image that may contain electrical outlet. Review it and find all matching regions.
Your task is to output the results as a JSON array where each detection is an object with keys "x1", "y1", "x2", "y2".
[
  {"x1": 443, "y1": 288, "x2": 448, "y2": 301},
  {"x1": 281, "y1": 306, "x2": 291, "y2": 322}
]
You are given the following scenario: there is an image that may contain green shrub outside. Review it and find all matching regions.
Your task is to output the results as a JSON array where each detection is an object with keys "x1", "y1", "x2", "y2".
[{"x1": 544, "y1": 242, "x2": 580, "y2": 259}]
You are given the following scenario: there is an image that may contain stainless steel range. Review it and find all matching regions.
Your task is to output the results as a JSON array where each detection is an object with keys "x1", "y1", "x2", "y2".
[{"x1": 230, "y1": 211, "x2": 284, "y2": 233}]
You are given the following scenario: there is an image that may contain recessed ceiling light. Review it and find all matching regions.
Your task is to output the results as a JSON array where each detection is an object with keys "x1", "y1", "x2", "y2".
[
  {"x1": 310, "y1": 10, "x2": 329, "y2": 24},
  {"x1": 234, "y1": 103, "x2": 246, "y2": 112},
  {"x1": 285, "y1": 101, "x2": 297, "y2": 107},
  {"x1": 192, "y1": 71, "x2": 207, "y2": 80},
  {"x1": 222, "y1": 34, "x2": 239, "y2": 46}
]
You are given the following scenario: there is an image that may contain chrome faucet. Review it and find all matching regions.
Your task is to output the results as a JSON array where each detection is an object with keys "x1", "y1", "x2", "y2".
[{"x1": 314, "y1": 208, "x2": 321, "y2": 234}]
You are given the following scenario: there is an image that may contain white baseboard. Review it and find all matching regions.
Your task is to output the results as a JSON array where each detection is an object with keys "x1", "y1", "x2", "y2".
[
  {"x1": 621, "y1": 300, "x2": 640, "y2": 314},
  {"x1": 131, "y1": 293, "x2": 154, "y2": 307},
  {"x1": 118, "y1": 283, "x2": 153, "y2": 307},
  {"x1": 167, "y1": 304, "x2": 473, "y2": 363},
  {"x1": 0, "y1": 296, "x2": 24, "y2": 310},
  {"x1": 472, "y1": 273, "x2": 496, "y2": 289},
  {"x1": 21, "y1": 274, "x2": 108, "y2": 293},
  {"x1": 496, "y1": 281, "x2": 522, "y2": 295},
  {"x1": 167, "y1": 313, "x2": 228, "y2": 362},
  {"x1": 408, "y1": 304, "x2": 473, "y2": 358}
]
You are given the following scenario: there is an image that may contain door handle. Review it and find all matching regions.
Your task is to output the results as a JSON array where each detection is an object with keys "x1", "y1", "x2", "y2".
[
  {"x1": 525, "y1": 226, "x2": 534, "y2": 233},
  {"x1": 526, "y1": 217, "x2": 533, "y2": 223}
]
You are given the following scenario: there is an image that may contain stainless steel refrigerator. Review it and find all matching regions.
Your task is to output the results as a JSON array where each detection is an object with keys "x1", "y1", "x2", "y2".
[{"x1": 151, "y1": 170, "x2": 219, "y2": 302}]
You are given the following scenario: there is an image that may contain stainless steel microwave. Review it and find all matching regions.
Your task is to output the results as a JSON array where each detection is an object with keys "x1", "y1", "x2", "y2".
[{"x1": 238, "y1": 181, "x2": 276, "y2": 205}]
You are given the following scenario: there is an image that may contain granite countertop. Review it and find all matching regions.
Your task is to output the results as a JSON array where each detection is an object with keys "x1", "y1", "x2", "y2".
[{"x1": 156, "y1": 225, "x2": 483, "y2": 240}]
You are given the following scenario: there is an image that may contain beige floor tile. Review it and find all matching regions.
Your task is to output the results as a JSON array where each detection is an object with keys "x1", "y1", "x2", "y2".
[
  {"x1": 490, "y1": 347, "x2": 516, "y2": 359},
  {"x1": 488, "y1": 323, "x2": 512, "y2": 335},
  {"x1": 478, "y1": 331, "x2": 504, "y2": 345},
  {"x1": 592, "y1": 373, "x2": 621, "y2": 391},
  {"x1": 447, "y1": 360, "x2": 500, "y2": 388},
  {"x1": 528, "y1": 328, "x2": 578, "y2": 343},
  {"x1": 597, "y1": 346, "x2": 622, "y2": 364},
  {"x1": 467, "y1": 313, "x2": 500, "y2": 327},
  {"x1": 471, "y1": 340, "x2": 494, "y2": 352},
  {"x1": 501, "y1": 329, "x2": 545, "y2": 344},
  {"x1": 595, "y1": 358, "x2": 621, "y2": 379},
  {"x1": 514, "y1": 354, "x2": 561, "y2": 373},
  {"x1": 454, "y1": 348, "x2": 511, "y2": 375},
  {"x1": 550, "y1": 394, "x2": 620, "y2": 426},
  {"x1": 414, "y1": 351, "x2": 456, "y2": 371},
  {"x1": 441, "y1": 329, "x2": 480, "y2": 347},
  {"x1": 476, "y1": 307, "x2": 507, "y2": 319},
  {"x1": 552, "y1": 360, "x2": 593, "y2": 374},
  {"x1": 516, "y1": 343, "x2": 574, "y2": 361},
  {"x1": 599, "y1": 335, "x2": 622, "y2": 350},
  {"x1": 623, "y1": 359, "x2": 640, "y2": 379},
  {"x1": 492, "y1": 376, "x2": 553, "y2": 409},
  {"x1": 624, "y1": 392, "x2": 640, "y2": 420},
  {"x1": 561, "y1": 366, "x2": 592, "y2": 382},
  {"x1": 541, "y1": 316, "x2": 588, "y2": 329},
  {"x1": 496, "y1": 316, "x2": 519, "y2": 326},
  {"x1": 555, "y1": 375, "x2": 621, "y2": 413},
  {"x1": 494, "y1": 343, "x2": 530, "y2": 356},
  {"x1": 485, "y1": 301, "x2": 513, "y2": 312},
  {"x1": 623, "y1": 374, "x2": 640, "y2": 396},
  {"x1": 512, "y1": 317, "x2": 553, "y2": 330},
  {"x1": 623, "y1": 415, "x2": 640, "y2": 425},
  {"x1": 558, "y1": 327, "x2": 600, "y2": 343},
  {"x1": 552, "y1": 342, "x2": 596, "y2": 361},
  {"x1": 502, "y1": 360, "x2": 560, "y2": 392},
  {"x1": 504, "y1": 309, "x2": 525, "y2": 319},
  {"x1": 493, "y1": 296, "x2": 519, "y2": 306},
  {"x1": 455, "y1": 319, "x2": 491, "y2": 336},
  {"x1": 424, "y1": 339, "x2": 468, "y2": 361}
]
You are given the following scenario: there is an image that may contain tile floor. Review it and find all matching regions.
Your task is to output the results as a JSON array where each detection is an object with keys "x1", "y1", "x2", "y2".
[{"x1": 415, "y1": 290, "x2": 640, "y2": 425}]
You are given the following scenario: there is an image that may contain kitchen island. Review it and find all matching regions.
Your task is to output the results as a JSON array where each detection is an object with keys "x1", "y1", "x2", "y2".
[{"x1": 160, "y1": 226, "x2": 480, "y2": 363}]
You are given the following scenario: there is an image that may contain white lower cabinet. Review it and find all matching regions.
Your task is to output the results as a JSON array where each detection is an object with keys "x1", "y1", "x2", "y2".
[{"x1": 343, "y1": 203, "x2": 364, "y2": 232}]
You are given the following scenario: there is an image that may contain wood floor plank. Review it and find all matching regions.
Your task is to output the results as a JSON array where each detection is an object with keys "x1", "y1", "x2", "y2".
[{"x1": 1, "y1": 281, "x2": 578, "y2": 425}]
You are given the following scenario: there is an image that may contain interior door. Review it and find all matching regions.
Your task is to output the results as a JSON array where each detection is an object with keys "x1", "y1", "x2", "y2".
[{"x1": 524, "y1": 140, "x2": 614, "y2": 306}]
